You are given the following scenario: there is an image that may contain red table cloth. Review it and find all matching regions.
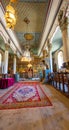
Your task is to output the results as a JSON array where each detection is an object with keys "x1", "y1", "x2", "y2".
[{"x1": 0, "y1": 78, "x2": 15, "y2": 89}]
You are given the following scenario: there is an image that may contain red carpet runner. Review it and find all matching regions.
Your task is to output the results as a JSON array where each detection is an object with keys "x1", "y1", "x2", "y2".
[{"x1": 0, "y1": 81, "x2": 52, "y2": 109}]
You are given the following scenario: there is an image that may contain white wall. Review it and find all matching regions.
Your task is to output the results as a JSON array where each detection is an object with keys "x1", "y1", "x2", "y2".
[{"x1": 52, "y1": 46, "x2": 63, "y2": 71}]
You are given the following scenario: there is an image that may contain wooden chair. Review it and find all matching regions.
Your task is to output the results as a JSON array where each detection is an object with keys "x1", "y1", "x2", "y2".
[{"x1": 62, "y1": 72, "x2": 69, "y2": 96}]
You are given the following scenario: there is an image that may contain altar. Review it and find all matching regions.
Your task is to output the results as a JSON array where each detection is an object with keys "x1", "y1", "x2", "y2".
[{"x1": 28, "y1": 67, "x2": 33, "y2": 79}]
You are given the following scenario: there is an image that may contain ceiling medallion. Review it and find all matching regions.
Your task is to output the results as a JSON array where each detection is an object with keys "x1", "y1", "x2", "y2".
[
  {"x1": 24, "y1": 33, "x2": 34, "y2": 40},
  {"x1": 24, "y1": 17, "x2": 30, "y2": 24}
]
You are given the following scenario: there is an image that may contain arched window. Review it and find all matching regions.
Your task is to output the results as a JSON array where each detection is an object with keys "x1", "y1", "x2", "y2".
[
  {"x1": 0, "y1": 53, "x2": 2, "y2": 67},
  {"x1": 58, "y1": 50, "x2": 63, "y2": 69}
]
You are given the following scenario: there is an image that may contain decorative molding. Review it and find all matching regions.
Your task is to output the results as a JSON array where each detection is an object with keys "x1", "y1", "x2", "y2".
[
  {"x1": 58, "y1": 10, "x2": 68, "y2": 31},
  {"x1": 5, "y1": 44, "x2": 9, "y2": 50}
]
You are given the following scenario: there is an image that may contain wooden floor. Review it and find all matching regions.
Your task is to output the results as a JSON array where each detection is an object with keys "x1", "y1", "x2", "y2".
[{"x1": 0, "y1": 83, "x2": 69, "y2": 130}]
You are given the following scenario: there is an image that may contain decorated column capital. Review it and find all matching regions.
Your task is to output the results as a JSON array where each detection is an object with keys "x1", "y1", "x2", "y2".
[
  {"x1": 0, "y1": 50, "x2": 3, "y2": 55},
  {"x1": 47, "y1": 39, "x2": 52, "y2": 57},
  {"x1": 47, "y1": 39, "x2": 52, "y2": 52},
  {"x1": 58, "y1": 9, "x2": 68, "y2": 31},
  {"x1": 66, "y1": 6, "x2": 69, "y2": 38},
  {"x1": 5, "y1": 44, "x2": 9, "y2": 50},
  {"x1": 43, "y1": 49, "x2": 48, "y2": 58}
]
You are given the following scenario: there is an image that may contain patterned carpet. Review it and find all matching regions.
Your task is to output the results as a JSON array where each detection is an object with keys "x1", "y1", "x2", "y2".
[{"x1": 0, "y1": 81, "x2": 52, "y2": 109}]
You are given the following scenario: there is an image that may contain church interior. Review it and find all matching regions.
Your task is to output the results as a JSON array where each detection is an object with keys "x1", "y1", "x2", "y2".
[{"x1": 0, "y1": 0, "x2": 69, "y2": 130}]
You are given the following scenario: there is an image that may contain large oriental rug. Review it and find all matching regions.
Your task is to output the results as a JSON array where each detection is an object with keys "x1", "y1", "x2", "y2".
[{"x1": 0, "y1": 81, "x2": 52, "y2": 109}]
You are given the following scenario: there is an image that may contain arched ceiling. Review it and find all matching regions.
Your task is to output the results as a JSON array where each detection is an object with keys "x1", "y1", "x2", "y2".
[
  {"x1": 1, "y1": 0, "x2": 66, "y2": 57},
  {"x1": 2, "y1": 0, "x2": 49, "y2": 55}
]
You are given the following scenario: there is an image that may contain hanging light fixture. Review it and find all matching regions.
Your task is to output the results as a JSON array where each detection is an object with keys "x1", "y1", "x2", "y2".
[
  {"x1": 5, "y1": 0, "x2": 16, "y2": 29},
  {"x1": 21, "y1": 48, "x2": 32, "y2": 62},
  {"x1": 21, "y1": 56, "x2": 31, "y2": 62},
  {"x1": 23, "y1": 49, "x2": 30, "y2": 58},
  {"x1": 21, "y1": 17, "x2": 33, "y2": 62},
  {"x1": 27, "y1": 63, "x2": 32, "y2": 68}
]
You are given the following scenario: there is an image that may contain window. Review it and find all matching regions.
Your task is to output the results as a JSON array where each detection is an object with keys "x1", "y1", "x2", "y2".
[{"x1": 58, "y1": 51, "x2": 63, "y2": 69}]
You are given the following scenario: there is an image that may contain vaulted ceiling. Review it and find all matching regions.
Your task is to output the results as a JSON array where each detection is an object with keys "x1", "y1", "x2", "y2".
[
  {"x1": 1, "y1": 0, "x2": 67, "y2": 58},
  {"x1": 2, "y1": 0, "x2": 49, "y2": 55}
]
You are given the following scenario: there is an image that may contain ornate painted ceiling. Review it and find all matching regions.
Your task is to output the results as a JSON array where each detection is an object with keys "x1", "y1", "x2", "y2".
[{"x1": 2, "y1": 0, "x2": 49, "y2": 55}]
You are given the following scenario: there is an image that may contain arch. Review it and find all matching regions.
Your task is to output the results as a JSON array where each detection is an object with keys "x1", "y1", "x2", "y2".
[{"x1": 58, "y1": 50, "x2": 63, "y2": 69}]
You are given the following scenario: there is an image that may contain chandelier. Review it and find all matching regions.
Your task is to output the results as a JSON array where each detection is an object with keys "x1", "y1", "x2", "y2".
[
  {"x1": 21, "y1": 56, "x2": 31, "y2": 62},
  {"x1": 4, "y1": 0, "x2": 16, "y2": 29},
  {"x1": 23, "y1": 49, "x2": 30, "y2": 57},
  {"x1": 24, "y1": 33, "x2": 34, "y2": 41},
  {"x1": 21, "y1": 49, "x2": 32, "y2": 62},
  {"x1": 27, "y1": 63, "x2": 32, "y2": 68},
  {"x1": 21, "y1": 17, "x2": 33, "y2": 62}
]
